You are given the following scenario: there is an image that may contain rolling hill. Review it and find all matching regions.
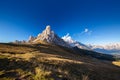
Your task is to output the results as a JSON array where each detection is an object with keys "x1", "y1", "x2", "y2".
[{"x1": 0, "y1": 43, "x2": 120, "y2": 80}]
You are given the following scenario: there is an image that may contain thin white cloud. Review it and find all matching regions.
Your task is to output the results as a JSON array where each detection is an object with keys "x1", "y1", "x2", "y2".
[
  {"x1": 81, "y1": 28, "x2": 92, "y2": 35},
  {"x1": 84, "y1": 28, "x2": 89, "y2": 33}
]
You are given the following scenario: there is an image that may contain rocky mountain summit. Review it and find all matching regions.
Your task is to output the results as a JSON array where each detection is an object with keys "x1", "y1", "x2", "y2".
[{"x1": 28, "y1": 25, "x2": 71, "y2": 48}]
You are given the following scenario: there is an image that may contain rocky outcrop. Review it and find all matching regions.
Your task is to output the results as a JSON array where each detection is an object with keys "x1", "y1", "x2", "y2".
[{"x1": 28, "y1": 35, "x2": 36, "y2": 43}]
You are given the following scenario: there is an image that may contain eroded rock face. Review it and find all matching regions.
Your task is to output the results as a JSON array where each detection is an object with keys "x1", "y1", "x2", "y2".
[
  {"x1": 30, "y1": 25, "x2": 71, "y2": 48},
  {"x1": 28, "y1": 36, "x2": 36, "y2": 43},
  {"x1": 35, "y1": 25, "x2": 55, "y2": 42}
]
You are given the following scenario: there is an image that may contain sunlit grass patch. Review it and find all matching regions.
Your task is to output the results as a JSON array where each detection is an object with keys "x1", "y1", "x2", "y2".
[{"x1": 112, "y1": 60, "x2": 120, "y2": 67}]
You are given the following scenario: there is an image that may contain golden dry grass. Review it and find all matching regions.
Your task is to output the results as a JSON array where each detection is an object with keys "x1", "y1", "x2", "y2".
[
  {"x1": 0, "y1": 43, "x2": 120, "y2": 80},
  {"x1": 112, "y1": 61, "x2": 120, "y2": 67}
]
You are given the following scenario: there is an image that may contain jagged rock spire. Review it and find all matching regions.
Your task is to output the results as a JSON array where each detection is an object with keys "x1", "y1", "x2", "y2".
[
  {"x1": 46, "y1": 25, "x2": 51, "y2": 31},
  {"x1": 28, "y1": 35, "x2": 36, "y2": 42},
  {"x1": 44, "y1": 25, "x2": 51, "y2": 35},
  {"x1": 30, "y1": 25, "x2": 71, "y2": 48},
  {"x1": 35, "y1": 25, "x2": 54, "y2": 42}
]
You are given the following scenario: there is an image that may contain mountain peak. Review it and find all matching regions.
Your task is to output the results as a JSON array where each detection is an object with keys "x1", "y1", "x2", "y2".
[
  {"x1": 46, "y1": 25, "x2": 51, "y2": 30},
  {"x1": 29, "y1": 25, "x2": 71, "y2": 48},
  {"x1": 45, "y1": 25, "x2": 51, "y2": 35}
]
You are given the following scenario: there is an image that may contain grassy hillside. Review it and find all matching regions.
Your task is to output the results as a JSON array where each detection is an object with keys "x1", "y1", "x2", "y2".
[{"x1": 0, "y1": 43, "x2": 120, "y2": 80}]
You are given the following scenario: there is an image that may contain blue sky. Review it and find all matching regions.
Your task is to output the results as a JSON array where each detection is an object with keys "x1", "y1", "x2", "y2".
[{"x1": 0, "y1": 0, "x2": 120, "y2": 45}]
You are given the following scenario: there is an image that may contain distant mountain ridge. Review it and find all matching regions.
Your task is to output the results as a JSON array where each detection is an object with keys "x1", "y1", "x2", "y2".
[
  {"x1": 15, "y1": 25, "x2": 120, "y2": 55},
  {"x1": 62, "y1": 33, "x2": 91, "y2": 50},
  {"x1": 61, "y1": 34, "x2": 120, "y2": 55},
  {"x1": 88, "y1": 43, "x2": 120, "y2": 54},
  {"x1": 61, "y1": 33, "x2": 120, "y2": 54},
  {"x1": 88, "y1": 43, "x2": 120, "y2": 50}
]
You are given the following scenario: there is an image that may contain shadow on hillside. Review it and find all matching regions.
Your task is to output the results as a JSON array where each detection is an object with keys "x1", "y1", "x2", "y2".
[
  {"x1": 0, "y1": 58, "x2": 34, "y2": 71},
  {"x1": 0, "y1": 43, "x2": 120, "y2": 80},
  {"x1": 29, "y1": 56, "x2": 120, "y2": 80},
  {"x1": 0, "y1": 58, "x2": 36, "y2": 79},
  {"x1": 0, "y1": 43, "x2": 119, "y2": 61},
  {"x1": 1, "y1": 43, "x2": 120, "y2": 65}
]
